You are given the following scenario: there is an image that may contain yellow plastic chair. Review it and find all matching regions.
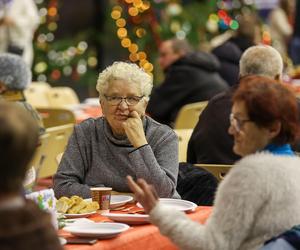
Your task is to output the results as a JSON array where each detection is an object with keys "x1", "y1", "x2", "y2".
[
  {"x1": 24, "y1": 82, "x2": 51, "y2": 108},
  {"x1": 174, "y1": 129, "x2": 193, "y2": 162},
  {"x1": 174, "y1": 101, "x2": 208, "y2": 129},
  {"x1": 47, "y1": 87, "x2": 80, "y2": 107},
  {"x1": 37, "y1": 107, "x2": 76, "y2": 128},
  {"x1": 37, "y1": 124, "x2": 74, "y2": 178},
  {"x1": 27, "y1": 132, "x2": 50, "y2": 172},
  {"x1": 194, "y1": 164, "x2": 232, "y2": 182}
]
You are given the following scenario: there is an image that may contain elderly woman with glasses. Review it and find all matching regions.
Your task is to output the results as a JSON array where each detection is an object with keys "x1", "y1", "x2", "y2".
[
  {"x1": 54, "y1": 62, "x2": 180, "y2": 199},
  {"x1": 127, "y1": 75, "x2": 300, "y2": 250}
]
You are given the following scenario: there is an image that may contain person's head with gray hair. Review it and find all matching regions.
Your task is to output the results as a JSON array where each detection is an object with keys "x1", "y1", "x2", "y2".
[
  {"x1": 0, "y1": 53, "x2": 31, "y2": 93},
  {"x1": 96, "y1": 61, "x2": 153, "y2": 136},
  {"x1": 96, "y1": 61, "x2": 153, "y2": 100},
  {"x1": 239, "y1": 45, "x2": 283, "y2": 80}
]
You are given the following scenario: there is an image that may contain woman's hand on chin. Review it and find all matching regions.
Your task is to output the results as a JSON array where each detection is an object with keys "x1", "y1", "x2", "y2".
[
  {"x1": 122, "y1": 111, "x2": 147, "y2": 148},
  {"x1": 126, "y1": 176, "x2": 159, "y2": 214}
]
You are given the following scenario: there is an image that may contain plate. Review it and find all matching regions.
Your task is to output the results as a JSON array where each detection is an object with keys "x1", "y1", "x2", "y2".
[
  {"x1": 64, "y1": 222, "x2": 130, "y2": 239},
  {"x1": 102, "y1": 213, "x2": 149, "y2": 225},
  {"x1": 137, "y1": 198, "x2": 197, "y2": 213},
  {"x1": 64, "y1": 211, "x2": 97, "y2": 219},
  {"x1": 110, "y1": 195, "x2": 133, "y2": 208},
  {"x1": 59, "y1": 237, "x2": 67, "y2": 245},
  {"x1": 85, "y1": 195, "x2": 133, "y2": 209}
]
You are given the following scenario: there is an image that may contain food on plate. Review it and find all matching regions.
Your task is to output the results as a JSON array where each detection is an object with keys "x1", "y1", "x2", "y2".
[
  {"x1": 79, "y1": 201, "x2": 100, "y2": 214},
  {"x1": 56, "y1": 195, "x2": 99, "y2": 214}
]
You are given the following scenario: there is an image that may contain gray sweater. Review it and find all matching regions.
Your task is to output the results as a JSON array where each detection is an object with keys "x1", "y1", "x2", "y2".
[
  {"x1": 53, "y1": 116, "x2": 180, "y2": 199},
  {"x1": 150, "y1": 153, "x2": 300, "y2": 250}
]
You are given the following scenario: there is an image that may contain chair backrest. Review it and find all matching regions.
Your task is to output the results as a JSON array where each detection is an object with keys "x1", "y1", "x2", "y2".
[
  {"x1": 194, "y1": 164, "x2": 232, "y2": 182},
  {"x1": 174, "y1": 101, "x2": 208, "y2": 129},
  {"x1": 24, "y1": 82, "x2": 52, "y2": 108},
  {"x1": 27, "y1": 132, "x2": 50, "y2": 172},
  {"x1": 37, "y1": 124, "x2": 74, "y2": 178},
  {"x1": 47, "y1": 87, "x2": 80, "y2": 107},
  {"x1": 174, "y1": 129, "x2": 193, "y2": 162},
  {"x1": 37, "y1": 107, "x2": 76, "y2": 128}
]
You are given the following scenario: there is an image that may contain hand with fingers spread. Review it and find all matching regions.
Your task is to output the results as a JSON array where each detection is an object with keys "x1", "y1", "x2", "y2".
[
  {"x1": 127, "y1": 176, "x2": 159, "y2": 214},
  {"x1": 122, "y1": 111, "x2": 148, "y2": 148}
]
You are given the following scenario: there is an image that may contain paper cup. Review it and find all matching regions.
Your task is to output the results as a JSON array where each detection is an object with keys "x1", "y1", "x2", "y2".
[{"x1": 90, "y1": 187, "x2": 112, "y2": 214}]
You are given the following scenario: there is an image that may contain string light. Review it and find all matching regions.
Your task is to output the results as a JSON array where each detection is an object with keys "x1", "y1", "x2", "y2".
[
  {"x1": 110, "y1": 0, "x2": 153, "y2": 74},
  {"x1": 34, "y1": 0, "x2": 97, "y2": 82}
]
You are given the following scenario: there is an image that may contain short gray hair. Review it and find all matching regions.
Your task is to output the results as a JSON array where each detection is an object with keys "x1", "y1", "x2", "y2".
[
  {"x1": 239, "y1": 45, "x2": 283, "y2": 79},
  {"x1": 0, "y1": 53, "x2": 31, "y2": 90},
  {"x1": 96, "y1": 61, "x2": 153, "y2": 100}
]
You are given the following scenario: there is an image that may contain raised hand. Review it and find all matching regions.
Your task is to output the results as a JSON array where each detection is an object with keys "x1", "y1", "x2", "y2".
[
  {"x1": 122, "y1": 111, "x2": 147, "y2": 148},
  {"x1": 126, "y1": 176, "x2": 159, "y2": 214}
]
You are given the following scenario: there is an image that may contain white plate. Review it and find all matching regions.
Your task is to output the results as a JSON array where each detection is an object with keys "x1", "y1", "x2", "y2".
[
  {"x1": 64, "y1": 211, "x2": 97, "y2": 219},
  {"x1": 85, "y1": 195, "x2": 133, "y2": 209},
  {"x1": 59, "y1": 237, "x2": 67, "y2": 245},
  {"x1": 64, "y1": 222, "x2": 130, "y2": 239},
  {"x1": 137, "y1": 198, "x2": 197, "y2": 212},
  {"x1": 102, "y1": 213, "x2": 149, "y2": 225},
  {"x1": 110, "y1": 195, "x2": 133, "y2": 208}
]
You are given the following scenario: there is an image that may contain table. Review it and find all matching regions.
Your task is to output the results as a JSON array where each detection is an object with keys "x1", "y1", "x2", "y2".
[
  {"x1": 74, "y1": 105, "x2": 102, "y2": 124},
  {"x1": 59, "y1": 206, "x2": 212, "y2": 250}
]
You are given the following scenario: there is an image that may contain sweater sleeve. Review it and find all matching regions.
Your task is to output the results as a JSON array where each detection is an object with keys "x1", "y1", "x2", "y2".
[
  {"x1": 53, "y1": 125, "x2": 93, "y2": 199},
  {"x1": 149, "y1": 159, "x2": 267, "y2": 250},
  {"x1": 128, "y1": 130, "x2": 179, "y2": 198}
]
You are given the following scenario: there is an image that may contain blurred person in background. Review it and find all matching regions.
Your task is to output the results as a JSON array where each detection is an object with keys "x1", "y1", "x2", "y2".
[
  {"x1": 211, "y1": 14, "x2": 259, "y2": 87},
  {"x1": 0, "y1": 101, "x2": 62, "y2": 250},
  {"x1": 187, "y1": 45, "x2": 285, "y2": 165},
  {"x1": 54, "y1": 62, "x2": 180, "y2": 199},
  {"x1": 146, "y1": 38, "x2": 228, "y2": 127},
  {"x1": 290, "y1": 0, "x2": 300, "y2": 65},
  {"x1": 268, "y1": 0, "x2": 295, "y2": 58},
  {"x1": 0, "y1": 53, "x2": 44, "y2": 134},
  {"x1": 227, "y1": 14, "x2": 258, "y2": 52},
  {"x1": 128, "y1": 75, "x2": 300, "y2": 250},
  {"x1": 0, "y1": 0, "x2": 39, "y2": 66}
]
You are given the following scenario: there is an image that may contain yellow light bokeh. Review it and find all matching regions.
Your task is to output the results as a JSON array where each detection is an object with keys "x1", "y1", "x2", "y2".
[
  {"x1": 129, "y1": 43, "x2": 139, "y2": 53},
  {"x1": 112, "y1": 5, "x2": 122, "y2": 11},
  {"x1": 136, "y1": 28, "x2": 146, "y2": 38},
  {"x1": 121, "y1": 38, "x2": 131, "y2": 48},
  {"x1": 128, "y1": 7, "x2": 139, "y2": 16},
  {"x1": 138, "y1": 51, "x2": 147, "y2": 60},
  {"x1": 117, "y1": 28, "x2": 128, "y2": 38},
  {"x1": 111, "y1": 3, "x2": 153, "y2": 73},
  {"x1": 133, "y1": 0, "x2": 143, "y2": 8},
  {"x1": 48, "y1": 7, "x2": 57, "y2": 17},
  {"x1": 129, "y1": 53, "x2": 139, "y2": 62},
  {"x1": 141, "y1": 1, "x2": 151, "y2": 10},
  {"x1": 139, "y1": 59, "x2": 148, "y2": 67},
  {"x1": 48, "y1": 22, "x2": 57, "y2": 31},
  {"x1": 143, "y1": 62, "x2": 153, "y2": 72},
  {"x1": 116, "y1": 18, "x2": 126, "y2": 28},
  {"x1": 88, "y1": 57, "x2": 98, "y2": 67},
  {"x1": 111, "y1": 10, "x2": 121, "y2": 20}
]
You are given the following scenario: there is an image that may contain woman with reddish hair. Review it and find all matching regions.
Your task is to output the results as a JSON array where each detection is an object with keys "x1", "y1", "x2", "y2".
[
  {"x1": 229, "y1": 75, "x2": 300, "y2": 156},
  {"x1": 127, "y1": 75, "x2": 300, "y2": 250}
]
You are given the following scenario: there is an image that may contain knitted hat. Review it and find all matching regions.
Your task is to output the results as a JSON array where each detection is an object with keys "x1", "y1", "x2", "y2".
[{"x1": 0, "y1": 53, "x2": 31, "y2": 90}]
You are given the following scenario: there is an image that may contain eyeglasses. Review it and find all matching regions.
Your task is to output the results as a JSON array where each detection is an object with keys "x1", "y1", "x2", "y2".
[
  {"x1": 229, "y1": 113, "x2": 252, "y2": 132},
  {"x1": 103, "y1": 95, "x2": 144, "y2": 106}
]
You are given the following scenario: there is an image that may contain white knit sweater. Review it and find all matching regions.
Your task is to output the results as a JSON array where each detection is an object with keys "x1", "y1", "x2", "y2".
[{"x1": 150, "y1": 152, "x2": 300, "y2": 250}]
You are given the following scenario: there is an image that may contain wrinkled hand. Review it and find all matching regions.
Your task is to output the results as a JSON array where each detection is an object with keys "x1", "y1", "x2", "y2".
[
  {"x1": 122, "y1": 111, "x2": 147, "y2": 148},
  {"x1": 126, "y1": 176, "x2": 159, "y2": 214}
]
